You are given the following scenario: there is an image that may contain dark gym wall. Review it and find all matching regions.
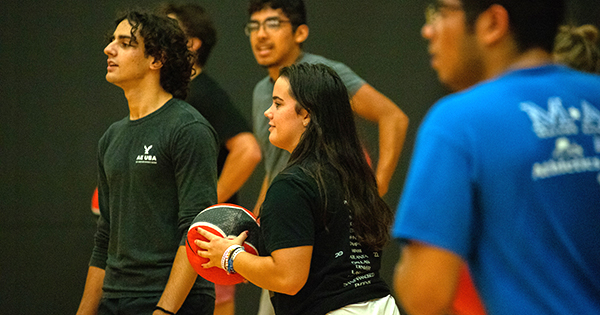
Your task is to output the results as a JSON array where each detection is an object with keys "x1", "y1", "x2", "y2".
[{"x1": 0, "y1": 1, "x2": 597, "y2": 314}]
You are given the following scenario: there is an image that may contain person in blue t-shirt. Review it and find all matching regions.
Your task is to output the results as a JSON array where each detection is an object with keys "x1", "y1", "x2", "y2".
[{"x1": 392, "y1": 1, "x2": 600, "y2": 315}]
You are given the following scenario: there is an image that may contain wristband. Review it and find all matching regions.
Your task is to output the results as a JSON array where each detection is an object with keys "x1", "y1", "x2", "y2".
[
  {"x1": 221, "y1": 244, "x2": 242, "y2": 272},
  {"x1": 228, "y1": 246, "x2": 245, "y2": 274},
  {"x1": 154, "y1": 305, "x2": 175, "y2": 315}
]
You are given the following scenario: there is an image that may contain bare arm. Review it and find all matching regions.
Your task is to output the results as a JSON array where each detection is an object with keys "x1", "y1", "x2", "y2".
[
  {"x1": 196, "y1": 230, "x2": 312, "y2": 295},
  {"x1": 394, "y1": 241, "x2": 463, "y2": 315},
  {"x1": 234, "y1": 246, "x2": 312, "y2": 295},
  {"x1": 217, "y1": 132, "x2": 262, "y2": 203},
  {"x1": 153, "y1": 246, "x2": 199, "y2": 315},
  {"x1": 252, "y1": 175, "x2": 270, "y2": 216},
  {"x1": 76, "y1": 266, "x2": 105, "y2": 315},
  {"x1": 350, "y1": 84, "x2": 409, "y2": 196}
]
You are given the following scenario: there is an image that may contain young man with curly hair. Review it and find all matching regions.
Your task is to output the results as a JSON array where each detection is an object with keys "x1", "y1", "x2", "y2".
[{"x1": 76, "y1": 10, "x2": 218, "y2": 315}]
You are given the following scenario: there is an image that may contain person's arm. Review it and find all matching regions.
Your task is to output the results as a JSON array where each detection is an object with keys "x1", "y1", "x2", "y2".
[
  {"x1": 155, "y1": 120, "x2": 218, "y2": 314},
  {"x1": 252, "y1": 175, "x2": 270, "y2": 216},
  {"x1": 153, "y1": 246, "x2": 199, "y2": 315},
  {"x1": 76, "y1": 266, "x2": 105, "y2": 315},
  {"x1": 196, "y1": 230, "x2": 312, "y2": 295},
  {"x1": 350, "y1": 84, "x2": 409, "y2": 196},
  {"x1": 217, "y1": 132, "x2": 262, "y2": 203},
  {"x1": 78, "y1": 146, "x2": 110, "y2": 315},
  {"x1": 394, "y1": 241, "x2": 463, "y2": 315}
]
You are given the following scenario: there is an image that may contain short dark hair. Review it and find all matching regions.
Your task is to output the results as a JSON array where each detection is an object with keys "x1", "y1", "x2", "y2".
[
  {"x1": 157, "y1": 3, "x2": 217, "y2": 68},
  {"x1": 461, "y1": 0, "x2": 566, "y2": 52},
  {"x1": 280, "y1": 63, "x2": 393, "y2": 251},
  {"x1": 112, "y1": 9, "x2": 193, "y2": 99},
  {"x1": 248, "y1": 0, "x2": 307, "y2": 31}
]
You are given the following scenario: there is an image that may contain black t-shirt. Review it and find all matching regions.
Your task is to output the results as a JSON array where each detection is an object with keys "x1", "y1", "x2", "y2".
[
  {"x1": 187, "y1": 73, "x2": 251, "y2": 204},
  {"x1": 92, "y1": 98, "x2": 218, "y2": 298},
  {"x1": 260, "y1": 160, "x2": 391, "y2": 314}
]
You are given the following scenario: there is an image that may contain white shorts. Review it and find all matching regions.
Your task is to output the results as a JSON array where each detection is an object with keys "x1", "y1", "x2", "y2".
[{"x1": 326, "y1": 294, "x2": 401, "y2": 314}]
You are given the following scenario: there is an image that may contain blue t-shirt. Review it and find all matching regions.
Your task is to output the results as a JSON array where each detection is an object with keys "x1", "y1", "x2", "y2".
[{"x1": 393, "y1": 65, "x2": 600, "y2": 314}]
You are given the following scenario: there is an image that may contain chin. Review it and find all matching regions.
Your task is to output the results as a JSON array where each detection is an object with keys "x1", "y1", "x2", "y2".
[
  {"x1": 269, "y1": 138, "x2": 287, "y2": 151},
  {"x1": 257, "y1": 60, "x2": 276, "y2": 68},
  {"x1": 105, "y1": 75, "x2": 116, "y2": 83},
  {"x1": 254, "y1": 56, "x2": 277, "y2": 68}
]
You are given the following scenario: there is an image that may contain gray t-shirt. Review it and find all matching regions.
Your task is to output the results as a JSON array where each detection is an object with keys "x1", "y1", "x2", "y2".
[{"x1": 252, "y1": 52, "x2": 366, "y2": 183}]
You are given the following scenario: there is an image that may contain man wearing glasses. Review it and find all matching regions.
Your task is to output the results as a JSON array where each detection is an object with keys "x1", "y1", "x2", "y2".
[
  {"x1": 245, "y1": 0, "x2": 409, "y2": 216},
  {"x1": 393, "y1": 1, "x2": 600, "y2": 314}
]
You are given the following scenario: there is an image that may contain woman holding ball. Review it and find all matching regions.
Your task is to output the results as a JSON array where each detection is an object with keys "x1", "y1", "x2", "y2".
[{"x1": 196, "y1": 63, "x2": 400, "y2": 314}]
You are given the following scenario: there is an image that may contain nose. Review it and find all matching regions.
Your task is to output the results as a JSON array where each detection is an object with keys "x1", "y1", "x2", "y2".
[
  {"x1": 256, "y1": 22, "x2": 269, "y2": 38},
  {"x1": 104, "y1": 41, "x2": 116, "y2": 56},
  {"x1": 421, "y1": 23, "x2": 434, "y2": 39},
  {"x1": 264, "y1": 103, "x2": 274, "y2": 118}
]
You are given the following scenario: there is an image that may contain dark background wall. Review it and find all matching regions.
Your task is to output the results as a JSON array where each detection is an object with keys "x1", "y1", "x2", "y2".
[{"x1": 1, "y1": 0, "x2": 597, "y2": 313}]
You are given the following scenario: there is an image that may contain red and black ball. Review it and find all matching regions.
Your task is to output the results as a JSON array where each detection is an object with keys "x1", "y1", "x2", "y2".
[{"x1": 186, "y1": 203, "x2": 260, "y2": 285}]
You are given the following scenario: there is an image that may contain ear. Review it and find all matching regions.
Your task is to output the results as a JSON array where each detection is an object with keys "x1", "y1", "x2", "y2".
[
  {"x1": 149, "y1": 55, "x2": 164, "y2": 70},
  {"x1": 302, "y1": 110, "x2": 311, "y2": 127},
  {"x1": 294, "y1": 24, "x2": 309, "y2": 45},
  {"x1": 188, "y1": 37, "x2": 202, "y2": 52},
  {"x1": 476, "y1": 4, "x2": 510, "y2": 46}
]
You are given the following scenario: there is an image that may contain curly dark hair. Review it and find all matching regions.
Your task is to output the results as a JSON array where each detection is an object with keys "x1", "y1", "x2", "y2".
[{"x1": 113, "y1": 9, "x2": 193, "y2": 99}]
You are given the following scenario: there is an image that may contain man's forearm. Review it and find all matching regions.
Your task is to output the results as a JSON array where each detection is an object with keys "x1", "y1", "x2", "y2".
[
  {"x1": 154, "y1": 246, "x2": 198, "y2": 314},
  {"x1": 76, "y1": 266, "x2": 105, "y2": 315}
]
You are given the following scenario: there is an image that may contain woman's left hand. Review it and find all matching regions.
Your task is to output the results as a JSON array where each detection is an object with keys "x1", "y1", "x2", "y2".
[{"x1": 195, "y1": 229, "x2": 248, "y2": 269}]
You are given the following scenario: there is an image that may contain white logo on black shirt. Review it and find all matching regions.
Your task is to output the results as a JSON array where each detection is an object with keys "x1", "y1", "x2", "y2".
[{"x1": 136, "y1": 145, "x2": 157, "y2": 164}]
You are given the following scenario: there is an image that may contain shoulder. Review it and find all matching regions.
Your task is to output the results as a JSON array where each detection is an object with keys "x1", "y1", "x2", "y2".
[
  {"x1": 105, "y1": 115, "x2": 129, "y2": 131},
  {"x1": 270, "y1": 164, "x2": 317, "y2": 195},
  {"x1": 190, "y1": 73, "x2": 226, "y2": 95},
  {"x1": 263, "y1": 164, "x2": 319, "y2": 222},
  {"x1": 300, "y1": 52, "x2": 337, "y2": 65},
  {"x1": 254, "y1": 76, "x2": 273, "y2": 93},
  {"x1": 423, "y1": 67, "x2": 540, "y2": 124},
  {"x1": 272, "y1": 164, "x2": 310, "y2": 184},
  {"x1": 167, "y1": 98, "x2": 204, "y2": 119},
  {"x1": 162, "y1": 99, "x2": 215, "y2": 132},
  {"x1": 300, "y1": 53, "x2": 350, "y2": 72},
  {"x1": 299, "y1": 52, "x2": 365, "y2": 94},
  {"x1": 99, "y1": 116, "x2": 129, "y2": 141}
]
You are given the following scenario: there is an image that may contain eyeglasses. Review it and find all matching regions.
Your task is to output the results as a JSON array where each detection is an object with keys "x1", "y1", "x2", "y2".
[
  {"x1": 425, "y1": 2, "x2": 464, "y2": 24},
  {"x1": 244, "y1": 17, "x2": 291, "y2": 36}
]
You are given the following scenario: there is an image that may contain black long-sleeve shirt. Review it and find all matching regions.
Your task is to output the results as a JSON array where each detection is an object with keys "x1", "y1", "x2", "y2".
[{"x1": 90, "y1": 98, "x2": 218, "y2": 298}]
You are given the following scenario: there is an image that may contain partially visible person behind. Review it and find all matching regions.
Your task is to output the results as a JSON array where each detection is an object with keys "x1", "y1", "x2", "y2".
[
  {"x1": 76, "y1": 9, "x2": 218, "y2": 315},
  {"x1": 393, "y1": 0, "x2": 600, "y2": 315},
  {"x1": 195, "y1": 63, "x2": 400, "y2": 315},
  {"x1": 157, "y1": 3, "x2": 262, "y2": 315},
  {"x1": 246, "y1": 0, "x2": 409, "y2": 215},
  {"x1": 553, "y1": 24, "x2": 600, "y2": 73}
]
